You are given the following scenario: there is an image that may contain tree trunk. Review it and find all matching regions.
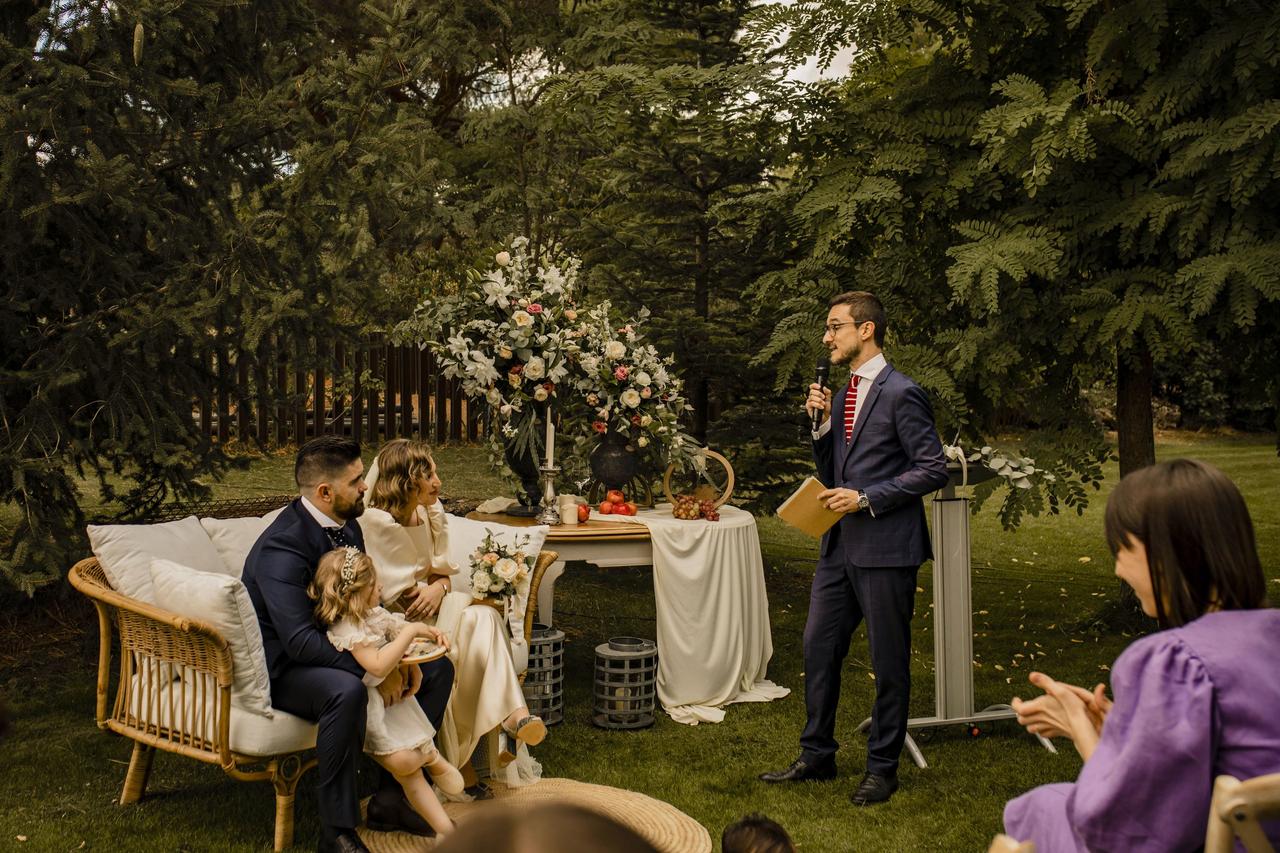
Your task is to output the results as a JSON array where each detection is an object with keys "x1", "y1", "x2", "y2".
[{"x1": 1116, "y1": 343, "x2": 1156, "y2": 477}]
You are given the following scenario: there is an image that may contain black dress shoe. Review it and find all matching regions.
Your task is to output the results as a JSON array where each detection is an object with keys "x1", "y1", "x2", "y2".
[
  {"x1": 464, "y1": 781, "x2": 495, "y2": 800},
  {"x1": 365, "y1": 788, "x2": 435, "y2": 836},
  {"x1": 317, "y1": 831, "x2": 371, "y2": 853},
  {"x1": 758, "y1": 755, "x2": 837, "y2": 783},
  {"x1": 849, "y1": 771, "x2": 899, "y2": 805}
]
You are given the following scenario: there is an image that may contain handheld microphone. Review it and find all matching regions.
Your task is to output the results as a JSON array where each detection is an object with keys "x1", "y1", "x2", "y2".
[{"x1": 811, "y1": 359, "x2": 830, "y2": 431}]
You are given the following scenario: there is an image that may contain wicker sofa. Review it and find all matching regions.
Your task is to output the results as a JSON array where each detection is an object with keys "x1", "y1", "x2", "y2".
[{"x1": 70, "y1": 497, "x2": 555, "y2": 851}]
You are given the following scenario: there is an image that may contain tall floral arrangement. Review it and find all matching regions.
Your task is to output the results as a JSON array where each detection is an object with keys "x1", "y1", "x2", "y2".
[
  {"x1": 570, "y1": 303, "x2": 701, "y2": 473},
  {"x1": 392, "y1": 237, "x2": 583, "y2": 464}
]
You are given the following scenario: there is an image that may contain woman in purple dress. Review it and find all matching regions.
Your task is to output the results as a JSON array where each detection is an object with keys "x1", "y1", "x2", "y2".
[{"x1": 1004, "y1": 458, "x2": 1279, "y2": 852}]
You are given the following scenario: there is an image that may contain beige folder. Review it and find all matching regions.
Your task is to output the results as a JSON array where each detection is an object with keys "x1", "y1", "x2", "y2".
[{"x1": 776, "y1": 476, "x2": 843, "y2": 539}]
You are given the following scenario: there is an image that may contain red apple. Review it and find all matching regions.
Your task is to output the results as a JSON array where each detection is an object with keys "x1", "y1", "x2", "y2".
[
  {"x1": 598, "y1": 500, "x2": 614, "y2": 515},
  {"x1": 624, "y1": 501, "x2": 638, "y2": 516},
  {"x1": 606, "y1": 489, "x2": 625, "y2": 505},
  {"x1": 576, "y1": 503, "x2": 590, "y2": 523}
]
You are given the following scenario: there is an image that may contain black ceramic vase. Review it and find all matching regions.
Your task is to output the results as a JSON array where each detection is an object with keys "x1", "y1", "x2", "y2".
[
  {"x1": 503, "y1": 439, "x2": 542, "y2": 517},
  {"x1": 589, "y1": 430, "x2": 639, "y2": 492}
]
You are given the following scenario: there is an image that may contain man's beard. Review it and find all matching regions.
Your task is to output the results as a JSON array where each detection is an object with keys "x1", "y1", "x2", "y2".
[
  {"x1": 333, "y1": 494, "x2": 365, "y2": 521},
  {"x1": 831, "y1": 341, "x2": 860, "y2": 366}
]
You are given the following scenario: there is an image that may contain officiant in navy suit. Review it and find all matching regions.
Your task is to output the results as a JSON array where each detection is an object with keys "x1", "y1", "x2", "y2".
[
  {"x1": 243, "y1": 437, "x2": 454, "y2": 853},
  {"x1": 760, "y1": 291, "x2": 948, "y2": 806}
]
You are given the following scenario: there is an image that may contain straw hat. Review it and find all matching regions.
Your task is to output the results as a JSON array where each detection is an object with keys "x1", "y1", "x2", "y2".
[{"x1": 360, "y1": 778, "x2": 711, "y2": 853}]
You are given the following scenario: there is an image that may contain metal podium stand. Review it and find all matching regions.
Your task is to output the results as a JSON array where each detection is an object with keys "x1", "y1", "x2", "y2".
[{"x1": 857, "y1": 462, "x2": 1055, "y2": 768}]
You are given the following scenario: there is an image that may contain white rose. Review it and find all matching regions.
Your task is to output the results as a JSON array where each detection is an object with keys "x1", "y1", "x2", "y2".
[
  {"x1": 498, "y1": 345, "x2": 513, "y2": 359},
  {"x1": 604, "y1": 341, "x2": 626, "y2": 361},
  {"x1": 620, "y1": 389, "x2": 642, "y2": 408},
  {"x1": 495, "y1": 251, "x2": 511, "y2": 267},
  {"x1": 486, "y1": 387, "x2": 502, "y2": 405},
  {"x1": 494, "y1": 558, "x2": 519, "y2": 583},
  {"x1": 640, "y1": 414, "x2": 652, "y2": 426},
  {"x1": 524, "y1": 356, "x2": 546, "y2": 380},
  {"x1": 472, "y1": 571, "x2": 493, "y2": 593},
  {"x1": 637, "y1": 435, "x2": 649, "y2": 447},
  {"x1": 635, "y1": 371, "x2": 651, "y2": 386},
  {"x1": 534, "y1": 385, "x2": 549, "y2": 401},
  {"x1": 513, "y1": 310, "x2": 533, "y2": 328}
]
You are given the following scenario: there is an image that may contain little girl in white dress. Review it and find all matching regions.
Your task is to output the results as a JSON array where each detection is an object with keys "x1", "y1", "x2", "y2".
[{"x1": 311, "y1": 546, "x2": 464, "y2": 838}]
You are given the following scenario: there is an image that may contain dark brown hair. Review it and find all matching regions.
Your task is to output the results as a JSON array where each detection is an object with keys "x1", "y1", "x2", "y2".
[
  {"x1": 295, "y1": 436, "x2": 362, "y2": 489},
  {"x1": 829, "y1": 290, "x2": 887, "y2": 347},
  {"x1": 722, "y1": 813, "x2": 796, "y2": 853},
  {"x1": 1104, "y1": 458, "x2": 1266, "y2": 628}
]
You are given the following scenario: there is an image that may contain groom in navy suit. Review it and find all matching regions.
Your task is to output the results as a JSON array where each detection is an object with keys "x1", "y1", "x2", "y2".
[
  {"x1": 243, "y1": 437, "x2": 454, "y2": 853},
  {"x1": 761, "y1": 291, "x2": 948, "y2": 805}
]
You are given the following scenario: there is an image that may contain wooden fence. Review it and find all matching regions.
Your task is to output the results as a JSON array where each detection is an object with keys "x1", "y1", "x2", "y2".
[{"x1": 193, "y1": 336, "x2": 482, "y2": 447}]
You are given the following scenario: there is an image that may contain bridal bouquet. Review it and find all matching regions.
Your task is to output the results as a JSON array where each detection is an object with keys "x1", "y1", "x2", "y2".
[
  {"x1": 570, "y1": 303, "x2": 701, "y2": 471},
  {"x1": 467, "y1": 529, "x2": 533, "y2": 603},
  {"x1": 392, "y1": 236, "x2": 583, "y2": 460}
]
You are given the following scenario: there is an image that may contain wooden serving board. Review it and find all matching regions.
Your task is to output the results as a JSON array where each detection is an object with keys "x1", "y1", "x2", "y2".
[{"x1": 466, "y1": 512, "x2": 651, "y2": 541}]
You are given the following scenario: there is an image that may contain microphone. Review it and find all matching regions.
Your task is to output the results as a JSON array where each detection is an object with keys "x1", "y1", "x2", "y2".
[{"x1": 811, "y1": 359, "x2": 830, "y2": 432}]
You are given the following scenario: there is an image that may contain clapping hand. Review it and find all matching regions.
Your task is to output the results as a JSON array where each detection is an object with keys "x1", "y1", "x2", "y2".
[{"x1": 1012, "y1": 671, "x2": 1109, "y2": 761}]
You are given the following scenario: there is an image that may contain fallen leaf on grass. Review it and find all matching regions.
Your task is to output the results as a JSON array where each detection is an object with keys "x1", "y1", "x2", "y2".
[{"x1": 1078, "y1": 557, "x2": 1091, "y2": 563}]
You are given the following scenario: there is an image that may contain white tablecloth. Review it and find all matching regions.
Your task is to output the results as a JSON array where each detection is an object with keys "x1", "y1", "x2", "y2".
[{"x1": 611, "y1": 505, "x2": 789, "y2": 724}]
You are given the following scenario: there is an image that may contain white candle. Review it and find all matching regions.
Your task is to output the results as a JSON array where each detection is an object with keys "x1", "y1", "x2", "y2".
[{"x1": 545, "y1": 411, "x2": 555, "y2": 467}]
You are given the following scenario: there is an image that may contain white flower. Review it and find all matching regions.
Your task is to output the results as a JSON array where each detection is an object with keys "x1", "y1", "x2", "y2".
[
  {"x1": 512, "y1": 310, "x2": 533, "y2": 328},
  {"x1": 486, "y1": 387, "x2": 502, "y2": 405},
  {"x1": 604, "y1": 340, "x2": 626, "y2": 361},
  {"x1": 512, "y1": 236, "x2": 529, "y2": 249},
  {"x1": 498, "y1": 345, "x2": 513, "y2": 359},
  {"x1": 581, "y1": 354, "x2": 600, "y2": 374},
  {"x1": 481, "y1": 271, "x2": 512, "y2": 308},
  {"x1": 446, "y1": 332, "x2": 469, "y2": 360},
  {"x1": 495, "y1": 251, "x2": 511, "y2": 267},
  {"x1": 654, "y1": 365, "x2": 669, "y2": 386},
  {"x1": 640, "y1": 414, "x2": 652, "y2": 426},
  {"x1": 541, "y1": 265, "x2": 565, "y2": 293},
  {"x1": 471, "y1": 570, "x2": 493, "y2": 594},
  {"x1": 524, "y1": 356, "x2": 546, "y2": 380},
  {"x1": 635, "y1": 371, "x2": 651, "y2": 386},
  {"x1": 469, "y1": 352, "x2": 499, "y2": 386},
  {"x1": 637, "y1": 435, "x2": 649, "y2": 447},
  {"x1": 500, "y1": 404, "x2": 514, "y2": 416},
  {"x1": 620, "y1": 388, "x2": 641, "y2": 408},
  {"x1": 534, "y1": 385, "x2": 549, "y2": 401},
  {"x1": 493, "y1": 558, "x2": 519, "y2": 583}
]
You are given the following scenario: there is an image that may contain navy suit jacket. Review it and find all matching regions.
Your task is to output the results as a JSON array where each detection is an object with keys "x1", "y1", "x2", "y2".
[
  {"x1": 813, "y1": 364, "x2": 949, "y2": 568},
  {"x1": 242, "y1": 499, "x2": 367, "y2": 683}
]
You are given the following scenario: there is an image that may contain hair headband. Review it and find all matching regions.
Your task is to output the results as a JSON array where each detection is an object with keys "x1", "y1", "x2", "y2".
[{"x1": 337, "y1": 546, "x2": 360, "y2": 596}]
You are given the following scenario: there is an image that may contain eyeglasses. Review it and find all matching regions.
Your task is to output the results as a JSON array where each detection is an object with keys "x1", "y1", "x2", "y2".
[{"x1": 823, "y1": 319, "x2": 868, "y2": 336}]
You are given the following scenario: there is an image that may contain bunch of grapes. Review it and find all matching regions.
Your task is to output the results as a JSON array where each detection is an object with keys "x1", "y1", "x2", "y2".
[{"x1": 672, "y1": 494, "x2": 720, "y2": 521}]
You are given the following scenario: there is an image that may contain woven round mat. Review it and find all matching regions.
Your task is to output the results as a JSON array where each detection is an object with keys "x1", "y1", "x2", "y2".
[{"x1": 358, "y1": 778, "x2": 711, "y2": 853}]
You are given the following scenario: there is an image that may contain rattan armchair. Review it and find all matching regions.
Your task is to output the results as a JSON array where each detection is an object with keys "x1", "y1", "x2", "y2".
[
  {"x1": 70, "y1": 528, "x2": 557, "y2": 851},
  {"x1": 1205, "y1": 772, "x2": 1280, "y2": 853}
]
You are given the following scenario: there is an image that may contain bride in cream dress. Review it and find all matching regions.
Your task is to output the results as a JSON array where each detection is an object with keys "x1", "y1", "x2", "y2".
[{"x1": 361, "y1": 439, "x2": 544, "y2": 792}]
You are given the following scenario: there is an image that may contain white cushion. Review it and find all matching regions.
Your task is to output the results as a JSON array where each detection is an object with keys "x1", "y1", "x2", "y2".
[
  {"x1": 126, "y1": 674, "x2": 315, "y2": 755},
  {"x1": 148, "y1": 558, "x2": 274, "y2": 719},
  {"x1": 87, "y1": 516, "x2": 225, "y2": 604},
  {"x1": 444, "y1": 514, "x2": 548, "y2": 644},
  {"x1": 200, "y1": 508, "x2": 286, "y2": 577}
]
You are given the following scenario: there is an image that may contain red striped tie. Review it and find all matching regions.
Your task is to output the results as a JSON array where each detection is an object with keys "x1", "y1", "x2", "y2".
[{"x1": 844, "y1": 376, "x2": 860, "y2": 443}]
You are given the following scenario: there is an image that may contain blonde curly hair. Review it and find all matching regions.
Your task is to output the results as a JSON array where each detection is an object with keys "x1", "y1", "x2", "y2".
[
  {"x1": 310, "y1": 547, "x2": 378, "y2": 627},
  {"x1": 369, "y1": 438, "x2": 436, "y2": 516}
]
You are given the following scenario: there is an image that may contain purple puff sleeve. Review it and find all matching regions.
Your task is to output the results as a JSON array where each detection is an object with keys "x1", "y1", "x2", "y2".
[{"x1": 1066, "y1": 633, "x2": 1216, "y2": 852}]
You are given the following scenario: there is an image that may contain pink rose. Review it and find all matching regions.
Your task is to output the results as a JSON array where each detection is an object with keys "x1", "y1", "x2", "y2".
[
  {"x1": 543, "y1": 381, "x2": 555, "y2": 393},
  {"x1": 631, "y1": 414, "x2": 642, "y2": 426},
  {"x1": 614, "y1": 366, "x2": 630, "y2": 381},
  {"x1": 640, "y1": 387, "x2": 653, "y2": 398},
  {"x1": 528, "y1": 303, "x2": 543, "y2": 314},
  {"x1": 592, "y1": 420, "x2": 608, "y2": 434},
  {"x1": 510, "y1": 363, "x2": 524, "y2": 375}
]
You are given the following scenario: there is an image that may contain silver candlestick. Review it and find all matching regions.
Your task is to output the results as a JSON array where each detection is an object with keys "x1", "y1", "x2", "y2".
[{"x1": 536, "y1": 463, "x2": 562, "y2": 526}]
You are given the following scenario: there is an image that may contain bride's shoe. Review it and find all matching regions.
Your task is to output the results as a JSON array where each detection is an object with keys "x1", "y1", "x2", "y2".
[
  {"x1": 499, "y1": 715, "x2": 547, "y2": 766},
  {"x1": 425, "y1": 752, "x2": 465, "y2": 795}
]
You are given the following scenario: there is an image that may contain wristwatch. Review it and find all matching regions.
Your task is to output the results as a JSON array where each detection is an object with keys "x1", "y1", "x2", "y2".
[{"x1": 856, "y1": 492, "x2": 871, "y2": 513}]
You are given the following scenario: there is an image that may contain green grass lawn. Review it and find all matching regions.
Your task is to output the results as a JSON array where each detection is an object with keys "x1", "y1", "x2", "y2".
[{"x1": 1, "y1": 433, "x2": 1277, "y2": 852}]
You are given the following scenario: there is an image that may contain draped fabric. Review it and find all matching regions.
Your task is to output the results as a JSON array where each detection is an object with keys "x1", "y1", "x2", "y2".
[{"x1": 612, "y1": 505, "x2": 789, "y2": 724}]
